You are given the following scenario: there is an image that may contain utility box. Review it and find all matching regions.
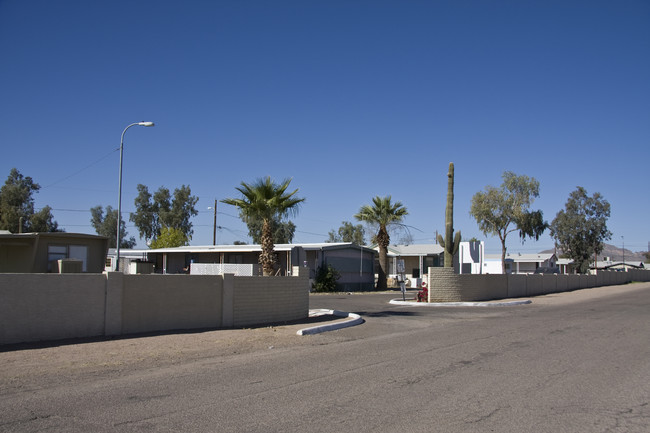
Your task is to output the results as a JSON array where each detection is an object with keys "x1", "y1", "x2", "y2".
[{"x1": 56, "y1": 259, "x2": 83, "y2": 273}]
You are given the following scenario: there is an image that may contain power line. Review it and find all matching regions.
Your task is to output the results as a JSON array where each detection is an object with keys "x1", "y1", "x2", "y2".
[{"x1": 42, "y1": 147, "x2": 119, "y2": 189}]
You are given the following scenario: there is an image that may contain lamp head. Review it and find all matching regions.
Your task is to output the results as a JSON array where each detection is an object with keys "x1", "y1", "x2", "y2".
[{"x1": 138, "y1": 121, "x2": 155, "y2": 127}]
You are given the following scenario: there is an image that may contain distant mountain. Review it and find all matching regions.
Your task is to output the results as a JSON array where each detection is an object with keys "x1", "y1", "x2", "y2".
[{"x1": 541, "y1": 243, "x2": 648, "y2": 263}]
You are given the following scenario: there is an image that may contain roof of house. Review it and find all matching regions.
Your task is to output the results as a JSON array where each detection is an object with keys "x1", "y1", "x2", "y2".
[
  {"x1": 593, "y1": 260, "x2": 645, "y2": 269},
  {"x1": 484, "y1": 252, "x2": 556, "y2": 263},
  {"x1": 507, "y1": 253, "x2": 556, "y2": 263},
  {"x1": 109, "y1": 242, "x2": 376, "y2": 256},
  {"x1": 0, "y1": 232, "x2": 108, "y2": 241},
  {"x1": 381, "y1": 244, "x2": 444, "y2": 257}
]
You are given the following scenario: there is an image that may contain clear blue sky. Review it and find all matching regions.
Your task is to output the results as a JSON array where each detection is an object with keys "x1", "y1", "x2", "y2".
[{"x1": 1, "y1": 0, "x2": 648, "y2": 254}]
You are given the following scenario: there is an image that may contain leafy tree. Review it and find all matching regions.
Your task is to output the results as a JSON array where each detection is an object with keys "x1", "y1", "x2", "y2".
[
  {"x1": 644, "y1": 251, "x2": 650, "y2": 264},
  {"x1": 355, "y1": 196, "x2": 408, "y2": 291},
  {"x1": 130, "y1": 184, "x2": 198, "y2": 243},
  {"x1": 90, "y1": 205, "x2": 136, "y2": 248},
  {"x1": 130, "y1": 184, "x2": 156, "y2": 241},
  {"x1": 470, "y1": 171, "x2": 548, "y2": 274},
  {"x1": 549, "y1": 187, "x2": 612, "y2": 274},
  {"x1": 0, "y1": 168, "x2": 59, "y2": 233},
  {"x1": 327, "y1": 221, "x2": 366, "y2": 244},
  {"x1": 149, "y1": 226, "x2": 188, "y2": 249},
  {"x1": 221, "y1": 177, "x2": 305, "y2": 276},
  {"x1": 244, "y1": 215, "x2": 296, "y2": 244},
  {"x1": 30, "y1": 205, "x2": 60, "y2": 232},
  {"x1": 312, "y1": 265, "x2": 341, "y2": 292}
]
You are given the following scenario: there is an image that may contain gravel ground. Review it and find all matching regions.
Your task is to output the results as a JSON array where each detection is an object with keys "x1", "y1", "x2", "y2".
[{"x1": 0, "y1": 312, "x2": 350, "y2": 392}]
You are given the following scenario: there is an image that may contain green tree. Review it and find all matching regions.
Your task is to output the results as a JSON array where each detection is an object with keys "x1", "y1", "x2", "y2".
[
  {"x1": 130, "y1": 184, "x2": 198, "y2": 243},
  {"x1": 355, "y1": 196, "x2": 408, "y2": 291},
  {"x1": 327, "y1": 221, "x2": 366, "y2": 244},
  {"x1": 30, "y1": 205, "x2": 60, "y2": 232},
  {"x1": 244, "y1": 215, "x2": 296, "y2": 244},
  {"x1": 149, "y1": 226, "x2": 188, "y2": 249},
  {"x1": 90, "y1": 205, "x2": 136, "y2": 248},
  {"x1": 549, "y1": 187, "x2": 611, "y2": 274},
  {"x1": 0, "y1": 168, "x2": 59, "y2": 233},
  {"x1": 221, "y1": 177, "x2": 305, "y2": 276},
  {"x1": 470, "y1": 171, "x2": 548, "y2": 274},
  {"x1": 130, "y1": 184, "x2": 156, "y2": 241}
]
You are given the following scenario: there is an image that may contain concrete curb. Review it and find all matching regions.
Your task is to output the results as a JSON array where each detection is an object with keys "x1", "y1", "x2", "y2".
[
  {"x1": 389, "y1": 299, "x2": 532, "y2": 307},
  {"x1": 297, "y1": 309, "x2": 364, "y2": 335}
]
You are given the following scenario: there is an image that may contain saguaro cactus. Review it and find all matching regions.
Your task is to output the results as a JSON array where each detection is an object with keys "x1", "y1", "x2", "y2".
[{"x1": 437, "y1": 162, "x2": 461, "y2": 267}]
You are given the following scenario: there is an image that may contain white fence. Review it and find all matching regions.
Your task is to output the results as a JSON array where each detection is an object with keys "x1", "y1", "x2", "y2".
[{"x1": 190, "y1": 263, "x2": 259, "y2": 276}]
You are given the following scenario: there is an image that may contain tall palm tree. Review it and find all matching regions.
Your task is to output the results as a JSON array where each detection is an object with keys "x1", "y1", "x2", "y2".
[
  {"x1": 355, "y1": 196, "x2": 408, "y2": 290},
  {"x1": 222, "y1": 177, "x2": 305, "y2": 276}
]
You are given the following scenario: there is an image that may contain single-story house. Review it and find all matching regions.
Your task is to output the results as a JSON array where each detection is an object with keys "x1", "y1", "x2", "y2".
[
  {"x1": 374, "y1": 244, "x2": 444, "y2": 287},
  {"x1": 483, "y1": 254, "x2": 504, "y2": 274},
  {"x1": 482, "y1": 252, "x2": 557, "y2": 274},
  {"x1": 0, "y1": 231, "x2": 109, "y2": 273},
  {"x1": 592, "y1": 260, "x2": 645, "y2": 272},
  {"x1": 375, "y1": 241, "x2": 485, "y2": 286},
  {"x1": 557, "y1": 258, "x2": 576, "y2": 274},
  {"x1": 108, "y1": 242, "x2": 377, "y2": 291}
]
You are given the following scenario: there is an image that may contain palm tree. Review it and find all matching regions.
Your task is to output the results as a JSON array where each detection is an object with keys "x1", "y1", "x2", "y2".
[
  {"x1": 355, "y1": 196, "x2": 408, "y2": 290},
  {"x1": 222, "y1": 177, "x2": 305, "y2": 276}
]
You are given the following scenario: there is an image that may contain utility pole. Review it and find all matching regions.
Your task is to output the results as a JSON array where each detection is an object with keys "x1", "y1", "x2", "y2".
[
  {"x1": 212, "y1": 199, "x2": 217, "y2": 246},
  {"x1": 621, "y1": 236, "x2": 625, "y2": 269}
]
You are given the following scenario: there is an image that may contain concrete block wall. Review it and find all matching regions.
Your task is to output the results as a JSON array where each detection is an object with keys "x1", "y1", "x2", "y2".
[
  {"x1": 426, "y1": 268, "x2": 650, "y2": 303},
  {"x1": 427, "y1": 269, "x2": 505, "y2": 302},
  {"x1": 232, "y1": 266, "x2": 309, "y2": 327},
  {"x1": 526, "y1": 275, "x2": 544, "y2": 296},
  {"x1": 542, "y1": 275, "x2": 558, "y2": 294},
  {"x1": 507, "y1": 274, "x2": 527, "y2": 298},
  {"x1": 0, "y1": 274, "x2": 107, "y2": 344},
  {"x1": 427, "y1": 268, "x2": 464, "y2": 302},
  {"x1": 566, "y1": 275, "x2": 581, "y2": 291},
  {"x1": 121, "y1": 274, "x2": 223, "y2": 334},
  {"x1": 471, "y1": 274, "x2": 508, "y2": 301},
  {"x1": 0, "y1": 267, "x2": 310, "y2": 345}
]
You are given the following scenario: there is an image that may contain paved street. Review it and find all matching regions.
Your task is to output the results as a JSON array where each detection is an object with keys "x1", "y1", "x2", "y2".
[{"x1": 1, "y1": 283, "x2": 649, "y2": 432}]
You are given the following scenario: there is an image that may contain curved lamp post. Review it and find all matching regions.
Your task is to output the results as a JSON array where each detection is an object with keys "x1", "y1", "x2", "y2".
[{"x1": 116, "y1": 121, "x2": 154, "y2": 271}]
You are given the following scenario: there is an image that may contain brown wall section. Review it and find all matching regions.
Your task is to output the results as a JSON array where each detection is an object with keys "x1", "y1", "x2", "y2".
[{"x1": 121, "y1": 274, "x2": 223, "y2": 334}]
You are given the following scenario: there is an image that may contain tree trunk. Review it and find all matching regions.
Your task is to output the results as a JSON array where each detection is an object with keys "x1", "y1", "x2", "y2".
[
  {"x1": 260, "y1": 219, "x2": 276, "y2": 276},
  {"x1": 376, "y1": 226, "x2": 389, "y2": 291},
  {"x1": 500, "y1": 236, "x2": 507, "y2": 274}
]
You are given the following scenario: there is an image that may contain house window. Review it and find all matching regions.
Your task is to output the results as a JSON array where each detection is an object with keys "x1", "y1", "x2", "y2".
[
  {"x1": 48, "y1": 246, "x2": 67, "y2": 271},
  {"x1": 69, "y1": 245, "x2": 88, "y2": 272},
  {"x1": 47, "y1": 244, "x2": 88, "y2": 272}
]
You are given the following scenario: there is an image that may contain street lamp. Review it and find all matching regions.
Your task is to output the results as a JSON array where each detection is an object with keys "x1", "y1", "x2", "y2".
[{"x1": 116, "y1": 121, "x2": 154, "y2": 271}]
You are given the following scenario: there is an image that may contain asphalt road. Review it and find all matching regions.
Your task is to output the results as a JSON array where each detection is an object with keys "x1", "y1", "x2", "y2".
[{"x1": 1, "y1": 283, "x2": 649, "y2": 432}]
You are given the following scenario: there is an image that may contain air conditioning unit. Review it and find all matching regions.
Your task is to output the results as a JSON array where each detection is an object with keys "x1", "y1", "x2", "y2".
[{"x1": 56, "y1": 259, "x2": 83, "y2": 273}]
